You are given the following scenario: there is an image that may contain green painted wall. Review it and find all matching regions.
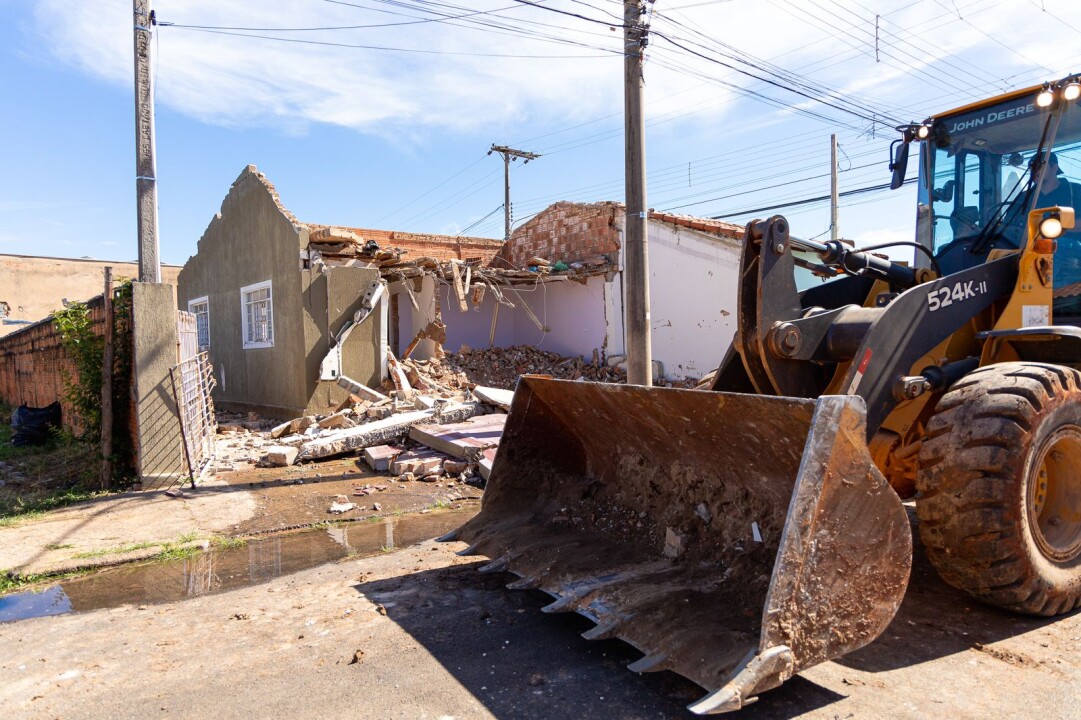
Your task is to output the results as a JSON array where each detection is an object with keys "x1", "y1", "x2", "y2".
[{"x1": 178, "y1": 167, "x2": 383, "y2": 419}]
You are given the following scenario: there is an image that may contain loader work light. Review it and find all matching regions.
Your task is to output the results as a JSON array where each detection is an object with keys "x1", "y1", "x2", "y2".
[
  {"x1": 916, "y1": 123, "x2": 932, "y2": 140},
  {"x1": 1040, "y1": 215, "x2": 1064, "y2": 239},
  {"x1": 1064, "y1": 81, "x2": 1081, "y2": 102},
  {"x1": 1037, "y1": 85, "x2": 1055, "y2": 107}
]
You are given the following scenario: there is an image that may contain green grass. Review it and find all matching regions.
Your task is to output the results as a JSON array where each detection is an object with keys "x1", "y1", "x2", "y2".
[
  {"x1": 209, "y1": 535, "x2": 247, "y2": 550},
  {"x1": 153, "y1": 543, "x2": 204, "y2": 562},
  {"x1": 0, "y1": 407, "x2": 110, "y2": 524},
  {"x1": 0, "y1": 568, "x2": 89, "y2": 595},
  {"x1": 70, "y1": 541, "x2": 158, "y2": 560}
]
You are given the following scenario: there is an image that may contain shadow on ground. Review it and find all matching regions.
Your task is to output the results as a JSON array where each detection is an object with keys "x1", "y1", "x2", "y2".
[
  {"x1": 355, "y1": 561, "x2": 843, "y2": 719},
  {"x1": 354, "y1": 519, "x2": 1072, "y2": 719}
]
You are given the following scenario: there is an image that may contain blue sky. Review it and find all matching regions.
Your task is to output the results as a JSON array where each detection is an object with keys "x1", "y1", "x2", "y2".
[{"x1": 3, "y1": 0, "x2": 1081, "y2": 266}]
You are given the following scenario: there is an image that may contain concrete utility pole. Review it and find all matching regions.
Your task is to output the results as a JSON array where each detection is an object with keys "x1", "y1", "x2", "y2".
[
  {"x1": 134, "y1": 0, "x2": 161, "y2": 283},
  {"x1": 624, "y1": 0, "x2": 651, "y2": 386},
  {"x1": 489, "y1": 145, "x2": 540, "y2": 243},
  {"x1": 830, "y1": 134, "x2": 840, "y2": 241}
]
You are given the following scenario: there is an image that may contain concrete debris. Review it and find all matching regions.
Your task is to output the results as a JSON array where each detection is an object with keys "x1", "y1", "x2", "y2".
[
  {"x1": 263, "y1": 446, "x2": 299, "y2": 467},
  {"x1": 328, "y1": 496, "x2": 358, "y2": 514},
  {"x1": 478, "y1": 447, "x2": 497, "y2": 481},
  {"x1": 336, "y1": 375, "x2": 390, "y2": 403},
  {"x1": 270, "y1": 415, "x2": 315, "y2": 439},
  {"x1": 663, "y1": 527, "x2": 686, "y2": 559},
  {"x1": 408, "y1": 413, "x2": 506, "y2": 461},
  {"x1": 367, "y1": 405, "x2": 394, "y2": 420},
  {"x1": 295, "y1": 403, "x2": 480, "y2": 461},
  {"x1": 471, "y1": 385, "x2": 514, "y2": 410},
  {"x1": 391, "y1": 449, "x2": 450, "y2": 476},
  {"x1": 442, "y1": 459, "x2": 469, "y2": 474},
  {"x1": 317, "y1": 411, "x2": 355, "y2": 430},
  {"x1": 363, "y1": 445, "x2": 403, "y2": 472},
  {"x1": 443, "y1": 346, "x2": 699, "y2": 389}
]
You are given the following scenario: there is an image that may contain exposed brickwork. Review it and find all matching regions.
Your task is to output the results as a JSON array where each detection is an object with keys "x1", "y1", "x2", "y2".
[
  {"x1": 307, "y1": 224, "x2": 504, "y2": 264},
  {"x1": 499, "y1": 202, "x2": 743, "y2": 269},
  {"x1": 499, "y1": 202, "x2": 622, "y2": 269},
  {"x1": 0, "y1": 296, "x2": 106, "y2": 431}
]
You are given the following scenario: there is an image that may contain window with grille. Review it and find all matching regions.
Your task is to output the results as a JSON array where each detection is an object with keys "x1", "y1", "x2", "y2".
[
  {"x1": 188, "y1": 296, "x2": 210, "y2": 350},
  {"x1": 240, "y1": 280, "x2": 274, "y2": 349}
]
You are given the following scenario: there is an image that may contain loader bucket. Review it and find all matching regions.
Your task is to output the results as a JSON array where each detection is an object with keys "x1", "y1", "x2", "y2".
[{"x1": 450, "y1": 378, "x2": 912, "y2": 713}]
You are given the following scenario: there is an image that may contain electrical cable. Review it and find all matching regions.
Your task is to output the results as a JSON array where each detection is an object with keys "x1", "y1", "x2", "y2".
[{"x1": 708, "y1": 178, "x2": 916, "y2": 219}]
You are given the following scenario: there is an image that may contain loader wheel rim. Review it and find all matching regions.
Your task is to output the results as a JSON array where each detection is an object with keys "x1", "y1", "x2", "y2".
[{"x1": 1028, "y1": 427, "x2": 1081, "y2": 563}]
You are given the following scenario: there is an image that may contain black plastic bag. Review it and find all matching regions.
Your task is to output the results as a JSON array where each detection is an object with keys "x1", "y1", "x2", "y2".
[{"x1": 11, "y1": 402, "x2": 62, "y2": 447}]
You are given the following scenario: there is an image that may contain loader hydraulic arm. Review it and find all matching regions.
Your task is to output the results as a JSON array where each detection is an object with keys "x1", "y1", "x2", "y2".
[
  {"x1": 790, "y1": 235, "x2": 919, "y2": 289},
  {"x1": 717, "y1": 215, "x2": 1019, "y2": 438}
]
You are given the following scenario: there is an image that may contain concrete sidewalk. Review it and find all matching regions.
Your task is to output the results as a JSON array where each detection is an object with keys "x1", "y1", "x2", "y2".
[
  {"x1": 0, "y1": 477, "x2": 255, "y2": 575},
  {"x1": 0, "y1": 456, "x2": 480, "y2": 577}
]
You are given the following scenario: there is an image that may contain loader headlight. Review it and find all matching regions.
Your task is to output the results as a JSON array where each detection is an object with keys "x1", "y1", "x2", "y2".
[
  {"x1": 1040, "y1": 215, "x2": 1064, "y2": 239},
  {"x1": 1064, "y1": 82, "x2": 1081, "y2": 102},
  {"x1": 916, "y1": 124, "x2": 932, "y2": 140},
  {"x1": 1037, "y1": 86, "x2": 1055, "y2": 108}
]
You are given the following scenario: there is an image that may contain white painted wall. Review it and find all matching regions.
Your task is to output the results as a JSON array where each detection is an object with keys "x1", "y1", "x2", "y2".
[
  {"x1": 388, "y1": 220, "x2": 742, "y2": 381},
  {"x1": 438, "y1": 276, "x2": 610, "y2": 357},
  {"x1": 612, "y1": 219, "x2": 741, "y2": 379},
  {"x1": 389, "y1": 276, "x2": 439, "y2": 360}
]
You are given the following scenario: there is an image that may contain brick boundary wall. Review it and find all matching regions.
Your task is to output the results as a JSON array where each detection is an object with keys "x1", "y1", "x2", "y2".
[{"x1": 0, "y1": 295, "x2": 106, "y2": 431}]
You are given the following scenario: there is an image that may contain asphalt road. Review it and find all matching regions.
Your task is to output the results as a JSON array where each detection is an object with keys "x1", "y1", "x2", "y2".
[{"x1": 1, "y1": 528, "x2": 1079, "y2": 719}]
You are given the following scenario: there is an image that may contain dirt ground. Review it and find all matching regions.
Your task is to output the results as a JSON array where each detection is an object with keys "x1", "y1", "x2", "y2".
[
  {"x1": 220, "y1": 459, "x2": 482, "y2": 536},
  {"x1": 1, "y1": 519, "x2": 1078, "y2": 719}
]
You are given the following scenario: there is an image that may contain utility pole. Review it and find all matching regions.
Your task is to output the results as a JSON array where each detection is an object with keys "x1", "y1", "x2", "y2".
[
  {"x1": 489, "y1": 145, "x2": 540, "y2": 243},
  {"x1": 134, "y1": 0, "x2": 161, "y2": 283},
  {"x1": 830, "y1": 134, "x2": 840, "y2": 241},
  {"x1": 624, "y1": 0, "x2": 651, "y2": 386},
  {"x1": 101, "y1": 267, "x2": 114, "y2": 490}
]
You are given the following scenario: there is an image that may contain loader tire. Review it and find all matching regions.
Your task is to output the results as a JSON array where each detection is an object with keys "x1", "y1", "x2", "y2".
[{"x1": 917, "y1": 362, "x2": 1081, "y2": 616}]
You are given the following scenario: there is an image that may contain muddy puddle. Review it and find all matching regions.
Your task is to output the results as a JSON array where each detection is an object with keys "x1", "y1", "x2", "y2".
[{"x1": 0, "y1": 508, "x2": 474, "y2": 624}]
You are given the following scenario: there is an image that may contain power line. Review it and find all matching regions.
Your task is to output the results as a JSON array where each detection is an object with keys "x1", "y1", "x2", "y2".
[
  {"x1": 457, "y1": 204, "x2": 505, "y2": 235},
  {"x1": 162, "y1": 25, "x2": 621, "y2": 58},
  {"x1": 709, "y1": 178, "x2": 916, "y2": 219}
]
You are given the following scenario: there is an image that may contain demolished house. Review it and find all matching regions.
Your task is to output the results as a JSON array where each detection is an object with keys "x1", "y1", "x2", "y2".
[
  {"x1": 178, "y1": 167, "x2": 746, "y2": 426},
  {"x1": 176, "y1": 166, "x2": 503, "y2": 418},
  {"x1": 413, "y1": 202, "x2": 745, "y2": 380}
]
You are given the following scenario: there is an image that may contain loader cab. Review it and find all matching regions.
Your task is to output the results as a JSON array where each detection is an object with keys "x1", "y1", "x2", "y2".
[{"x1": 912, "y1": 78, "x2": 1081, "y2": 318}]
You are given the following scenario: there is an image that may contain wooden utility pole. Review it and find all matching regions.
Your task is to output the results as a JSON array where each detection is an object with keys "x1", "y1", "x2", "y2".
[
  {"x1": 830, "y1": 134, "x2": 840, "y2": 241},
  {"x1": 100, "y1": 267, "x2": 114, "y2": 490},
  {"x1": 624, "y1": 0, "x2": 651, "y2": 386},
  {"x1": 489, "y1": 145, "x2": 540, "y2": 243},
  {"x1": 134, "y1": 0, "x2": 161, "y2": 282}
]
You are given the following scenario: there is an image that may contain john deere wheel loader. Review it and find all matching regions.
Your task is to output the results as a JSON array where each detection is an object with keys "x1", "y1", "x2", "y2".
[{"x1": 443, "y1": 75, "x2": 1081, "y2": 713}]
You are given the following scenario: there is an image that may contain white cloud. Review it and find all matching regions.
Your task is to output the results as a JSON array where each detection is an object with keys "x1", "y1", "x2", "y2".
[
  {"x1": 30, "y1": 0, "x2": 1081, "y2": 143},
  {"x1": 35, "y1": 0, "x2": 627, "y2": 136}
]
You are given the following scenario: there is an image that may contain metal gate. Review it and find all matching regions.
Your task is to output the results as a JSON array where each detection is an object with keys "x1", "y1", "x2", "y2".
[
  {"x1": 177, "y1": 310, "x2": 200, "y2": 362},
  {"x1": 170, "y1": 350, "x2": 217, "y2": 482}
]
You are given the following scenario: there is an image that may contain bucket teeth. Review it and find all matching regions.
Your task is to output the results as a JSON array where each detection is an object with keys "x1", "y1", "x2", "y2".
[
  {"x1": 627, "y1": 653, "x2": 670, "y2": 673},
  {"x1": 581, "y1": 622, "x2": 619, "y2": 640},
  {"x1": 478, "y1": 556, "x2": 509, "y2": 573},
  {"x1": 540, "y1": 595, "x2": 578, "y2": 614},
  {"x1": 686, "y1": 687, "x2": 745, "y2": 715},
  {"x1": 455, "y1": 543, "x2": 480, "y2": 557},
  {"x1": 436, "y1": 528, "x2": 461, "y2": 542},
  {"x1": 506, "y1": 576, "x2": 539, "y2": 590}
]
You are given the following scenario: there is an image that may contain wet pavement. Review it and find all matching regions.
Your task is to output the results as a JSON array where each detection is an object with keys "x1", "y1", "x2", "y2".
[{"x1": 0, "y1": 508, "x2": 474, "y2": 623}]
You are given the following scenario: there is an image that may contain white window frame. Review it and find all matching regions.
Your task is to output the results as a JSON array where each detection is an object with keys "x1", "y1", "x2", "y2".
[
  {"x1": 187, "y1": 296, "x2": 210, "y2": 351},
  {"x1": 240, "y1": 280, "x2": 274, "y2": 349}
]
